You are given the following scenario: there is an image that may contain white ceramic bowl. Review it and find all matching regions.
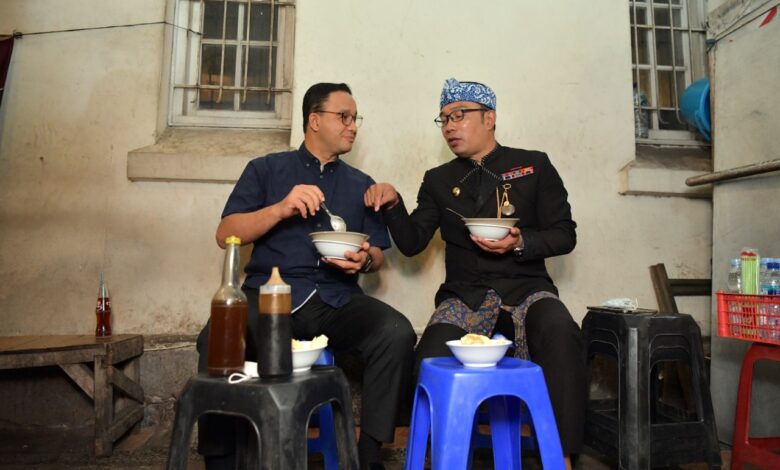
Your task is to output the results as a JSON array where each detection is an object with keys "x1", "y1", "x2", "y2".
[
  {"x1": 310, "y1": 231, "x2": 370, "y2": 260},
  {"x1": 463, "y1": 218, "x2": 519, "y2": 241},
  {"x1": 292, "y1": 342, "x2": 327, "y2": 373},
  {"x1": 446, "y1": 339, "x2": 512, "y2": 368}
]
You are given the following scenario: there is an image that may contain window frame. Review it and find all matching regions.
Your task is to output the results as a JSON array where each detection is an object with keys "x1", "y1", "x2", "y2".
[
  {"x1": 169, "y1": 0, "x2": 295, "y2": 129},
  {"x1": 630, "y1": 0, "x2": 709, "y2": 145}
]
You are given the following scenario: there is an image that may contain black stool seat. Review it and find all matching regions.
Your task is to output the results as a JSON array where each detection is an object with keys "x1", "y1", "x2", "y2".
[
  {"x1": 582, "y1": 307, "x2": 720, "y2": 469},
  {"x1": 166, "y1": 368, "x2": 359, "y2": 470}
]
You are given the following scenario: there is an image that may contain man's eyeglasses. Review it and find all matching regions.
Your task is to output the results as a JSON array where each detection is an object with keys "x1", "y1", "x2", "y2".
[
  {"x1": 434, "y1": 108, "x2": 486, "y2": 128},
  {"x1": 317, "y1": 110, "x2": 363, "y2": 128}
]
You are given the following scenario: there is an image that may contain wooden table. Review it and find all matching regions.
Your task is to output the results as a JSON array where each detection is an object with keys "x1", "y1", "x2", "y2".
[{"x1": 0, "y1": 335, "x2": 145, "y2": 457}]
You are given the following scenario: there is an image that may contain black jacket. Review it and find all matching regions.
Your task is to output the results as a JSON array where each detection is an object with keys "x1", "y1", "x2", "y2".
[{"x1": 384, "y1": 145, "x2": 576, "y2": 310}]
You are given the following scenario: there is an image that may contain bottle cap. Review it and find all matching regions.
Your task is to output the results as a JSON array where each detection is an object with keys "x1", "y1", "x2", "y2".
[
  {"x1": 225, "y1": 236, "x2": 241, "y2": 245},
  {"x1": 260, "y1": 267, "x2": 291, "y2": 294}
]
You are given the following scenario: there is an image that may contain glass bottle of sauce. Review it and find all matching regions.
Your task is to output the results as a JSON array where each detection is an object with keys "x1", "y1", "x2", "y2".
[
  {"x1": 95, "y1": 271, "x2": 112, "y2": 338},
  {"x1": 258, "y1": 266, "x2": 292, "y2": 378},
  {"x1": 207, "y1": 236, "x2": 248, "y2": 376}
]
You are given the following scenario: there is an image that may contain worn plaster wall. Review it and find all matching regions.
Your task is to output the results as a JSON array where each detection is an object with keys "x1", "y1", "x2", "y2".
[
  {"x1": 707, "y1": 0, "x2": 780, "y2": 443},
  {"x1": 1, "y1": 1, "x2": 714, "y2": 426}
]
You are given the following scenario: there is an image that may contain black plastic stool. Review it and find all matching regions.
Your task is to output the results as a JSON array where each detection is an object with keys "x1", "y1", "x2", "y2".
[
  {"x1": 582, "y1": 307, "x2": 721, "y2": 469},
  {"x1": 166, "y1": 368, "x2": 359, "y2": 470}
]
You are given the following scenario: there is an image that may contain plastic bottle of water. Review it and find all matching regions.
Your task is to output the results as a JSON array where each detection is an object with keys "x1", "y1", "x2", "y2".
[
  {"x1": 633, "y1": 83, "x2": 649, "y2": 138},
  {"x1": 766, "y1": 261, "x2": 780, "y2": 340},
  {"x1": 768, "y1": 261, "x2": 780, "y2": 295},
  {"x1": 726, "y1": 258, "x2": 742, "y2": 336},
  {"x1": 727, "y1": 258, "x2": 742, "y2": 293},
  {"x1": 759, "y1": 258, "x2": 770, "y2": 293}
]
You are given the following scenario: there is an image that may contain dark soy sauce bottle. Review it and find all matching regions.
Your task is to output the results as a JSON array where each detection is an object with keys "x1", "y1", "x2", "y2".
[{"x1": 258, "y1": 266, "x2": 292, "y2": 378}]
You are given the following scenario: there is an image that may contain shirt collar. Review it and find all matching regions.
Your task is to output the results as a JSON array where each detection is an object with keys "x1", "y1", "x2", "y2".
[
  {"x1": 470, "y1": 143, "x2": 501, "y2": 167},
  {"x1": 298, "y1": 143, "x2": 341, "y2": 170}
]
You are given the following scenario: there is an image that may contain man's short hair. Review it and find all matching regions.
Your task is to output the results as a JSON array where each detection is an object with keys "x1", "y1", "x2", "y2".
[{"x1": 302, "y1": 83, "x2": 352, "y2": 133}]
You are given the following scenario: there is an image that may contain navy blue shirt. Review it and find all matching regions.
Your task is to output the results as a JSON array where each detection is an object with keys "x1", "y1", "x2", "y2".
[{"x1": 222, "y1": 144, "x2": 391, "y2": 310}]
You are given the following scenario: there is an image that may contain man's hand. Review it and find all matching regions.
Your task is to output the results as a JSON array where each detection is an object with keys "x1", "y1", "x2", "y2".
[
  {"x1": 276, "y1": 184, "x2": 325, "y2": 219},
  {"x1": 364, "y1": 183, "x2": 400, "y2": 212},
  {"x1": 471, "y1": 227, "x2": 524, "y2": 255},
  {"x1": 322, "y1": 241, "x2": 371, "y2": 274}
]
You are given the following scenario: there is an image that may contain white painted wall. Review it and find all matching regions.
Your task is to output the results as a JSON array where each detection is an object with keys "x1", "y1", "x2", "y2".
[
  {"x1": 1, "y1": 2, "x2": 712, "y2": 341},
  {"x1": 707, "y1": 0, "x2": 780, "y2": 442}
]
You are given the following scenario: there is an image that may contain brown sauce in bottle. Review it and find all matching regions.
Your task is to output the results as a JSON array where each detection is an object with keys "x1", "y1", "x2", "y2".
[{"x1": 208, "y1": 300, "x2": 247, "y2": 376}]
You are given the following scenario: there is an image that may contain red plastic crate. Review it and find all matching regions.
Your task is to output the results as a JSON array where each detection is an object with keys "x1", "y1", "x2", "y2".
[{"x1": 717, "y1": 291, "x2": 780, "y2": 346}]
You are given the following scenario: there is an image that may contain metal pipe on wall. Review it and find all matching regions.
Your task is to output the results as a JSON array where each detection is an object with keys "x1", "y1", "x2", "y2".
[{"x1": 686, "y1": 159, "x2": 780, "y2": 186}]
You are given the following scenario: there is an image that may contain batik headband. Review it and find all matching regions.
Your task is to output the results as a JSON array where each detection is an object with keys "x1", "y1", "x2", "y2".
[{"x1": 439, "y1": 78, "x2": 496, "y2": 110}]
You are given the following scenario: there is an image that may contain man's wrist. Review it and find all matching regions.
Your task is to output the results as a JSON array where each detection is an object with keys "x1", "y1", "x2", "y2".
[
  {"x1": 360, "y1": 252, "x2": 374, "y2": 273},
  {"x1": 512, "y1": 239, "x2": 524, "y2": 256},
  {"x1": 382, "y1": 194, "x2": 404, "y2": 215}
]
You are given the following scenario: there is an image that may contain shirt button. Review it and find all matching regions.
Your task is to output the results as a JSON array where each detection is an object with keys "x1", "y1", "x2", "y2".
[
  {"x1": 316, "y1": 223, "x2": 321, "y2": 228},
  {"x1": 319, "y1": 175, "x2": 324, "y2": 179}
]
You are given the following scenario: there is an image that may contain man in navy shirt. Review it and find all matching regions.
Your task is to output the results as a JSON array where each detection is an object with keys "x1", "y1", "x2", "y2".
[{"x1": 197, "y1": 83, "x2": 416, "y2": 470}]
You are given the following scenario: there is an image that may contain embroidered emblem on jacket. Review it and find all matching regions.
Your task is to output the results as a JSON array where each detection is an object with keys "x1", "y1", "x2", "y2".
[{"x1": 501, "y1": 166, "x2": 535, "y2": 181}]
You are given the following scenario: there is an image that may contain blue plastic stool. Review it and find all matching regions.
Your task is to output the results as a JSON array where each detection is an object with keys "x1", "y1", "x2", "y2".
[
  {"x1": 469, "y1": 334, "x2": 538, "y2": 455},
  {"x1": 471, "y1": 405, "x2": 538, "y2": 454},
  {"x1": 308, "y1": 348, "x2": 339, "y2": 470},
  {"x1": 405, "y1": 357, "x2": 565, "y2": 470}
]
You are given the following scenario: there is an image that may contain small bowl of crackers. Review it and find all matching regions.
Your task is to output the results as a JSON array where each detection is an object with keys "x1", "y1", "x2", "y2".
[{"x1": 446, "y1": 333, "x2": 512, "y2": 368}]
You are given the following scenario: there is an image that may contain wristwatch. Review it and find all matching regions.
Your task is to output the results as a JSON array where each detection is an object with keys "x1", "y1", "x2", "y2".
[
  {"x1": 360, "y1": 252, "x2": 374, "y2": 273},
  {"x1": 512, "y1": 245, "x2": 524, "y2": 257}
]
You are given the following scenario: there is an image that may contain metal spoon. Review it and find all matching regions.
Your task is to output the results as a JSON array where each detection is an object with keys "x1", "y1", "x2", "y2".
[
  {"x1": 445, "y1": 207, "x2": 468, "y2": 221},
  {"x1": 501, "y1": 202, "x2": 516, "y2": 217},
  {"x1": 320, "y1": 202, "x2": 347, "y2": 232}
]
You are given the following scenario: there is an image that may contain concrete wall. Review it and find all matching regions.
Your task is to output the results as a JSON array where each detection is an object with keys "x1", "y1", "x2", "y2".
[
  {"x1": 0, "y1": 0, "x2": 713, "y2": 335},
  {"x1": 707, "y1": 0, "x2": 780, "y2": 443},
  {"x1": 1, "y1": 0, "x2": 715, "y2": 428}
]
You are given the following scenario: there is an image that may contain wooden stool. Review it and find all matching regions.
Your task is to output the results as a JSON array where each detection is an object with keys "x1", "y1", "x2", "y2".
[{"x1": 0, "y1": 335, "x2": 144, "y2": 457}]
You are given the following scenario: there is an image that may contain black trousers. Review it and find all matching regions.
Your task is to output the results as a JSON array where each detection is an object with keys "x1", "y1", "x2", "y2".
[
  {"x1": 196, "y1": 288, "x2": 417, "y2": 460},
  {"x1": 413, "y1": 297, "x2": 587, "y2": 455}
]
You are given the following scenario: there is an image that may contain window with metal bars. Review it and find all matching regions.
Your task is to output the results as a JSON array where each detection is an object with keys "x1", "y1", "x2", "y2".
[
  {"x1": 170, "y1": 0, "x2": 295, "y2": 129},
  {"x1": 630, "y1": 0, "x2": 708, "y2": 143}
]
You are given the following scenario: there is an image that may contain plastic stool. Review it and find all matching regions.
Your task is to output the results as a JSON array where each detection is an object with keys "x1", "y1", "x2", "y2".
[
  {"x1": 166, "y1": 367, "x2": 358, "y2": 470},
  {"x1": 582, "y1": 307, "x2": 721, "y2": 469},
  {"x1": 471, "y1": 405, "x2": 538, "y2": 454},
  {"x1": 405, "y1": 356, "x2": 564, "y2": 470},
  {"x1": 731, "y1": 342, "x2": 780, "y2": 470},
  {"x1": 307, "y1": 348, "x2": 339, "y2": 470},
  {"x1": 470, "y1": 333, "x2": 538, "y2": 455}
]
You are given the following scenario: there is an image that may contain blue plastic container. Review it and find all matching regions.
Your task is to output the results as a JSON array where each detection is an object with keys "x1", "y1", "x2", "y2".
[{"x1": 680, "y1": 79, "x2": 711, "y2": 141}]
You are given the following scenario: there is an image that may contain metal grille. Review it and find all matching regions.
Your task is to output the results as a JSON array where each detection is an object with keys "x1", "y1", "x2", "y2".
[
  {"x1": 171, "y1": 0, "x2": 295, "y2": 127},
  {"x1": 630, "y1": 0, "x2": 708, "y2": 136}
]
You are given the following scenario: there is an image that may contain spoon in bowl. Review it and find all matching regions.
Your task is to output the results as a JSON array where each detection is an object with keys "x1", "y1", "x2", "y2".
[
  {"x1": 445, "y1": 207, "x2": 467, "y2": 221},
  {"x1": 320, "y1": 202, "x2": 347, "y2": 232}
]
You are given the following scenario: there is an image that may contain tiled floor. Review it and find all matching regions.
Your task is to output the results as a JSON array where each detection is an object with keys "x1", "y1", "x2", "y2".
[{"x1": 0, "y1": 422, "x2": 732, "y2": 469}]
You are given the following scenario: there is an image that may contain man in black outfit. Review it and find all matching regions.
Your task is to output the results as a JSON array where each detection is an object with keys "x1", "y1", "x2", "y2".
[{"x1": 364, "y1": 78, "x2": 587, "y2": 469}]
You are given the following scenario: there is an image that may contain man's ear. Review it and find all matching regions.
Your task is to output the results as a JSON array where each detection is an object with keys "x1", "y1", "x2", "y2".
[
  {"x1": 308, "y1": 113, "x2": 320, "y2": 132},
  {"x1": 485, "y1": 110, "x2": 496, "y2": 131}
]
